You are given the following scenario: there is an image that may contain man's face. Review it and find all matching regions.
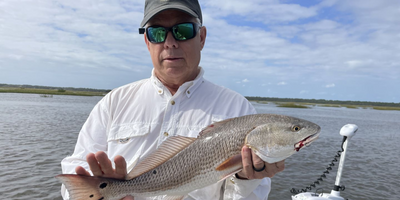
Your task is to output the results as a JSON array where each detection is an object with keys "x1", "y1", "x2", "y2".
[{"x1": 145, "y1": 10, "x2": 206, "y2": 86}]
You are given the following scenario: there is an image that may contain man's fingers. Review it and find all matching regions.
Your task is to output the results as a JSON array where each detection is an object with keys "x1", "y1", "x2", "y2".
[
  {"x1": 85, "y1": 152, "x2": 129, "y2": 180},
  {"x1": 251, "y1": 149, "x2": 265, "y2": 170},
  {"x1": 264, "y1": 160, "x2": 285, "y2": 178},
  {"x1": 250, "y1": 150, "x2": 271, "y2": 179},
  {"x1": 87, "y1": 153, "x2": 103, "y2": 176},
  {"x1": 235, "y1": 145, "x2": 286, "y2": 180},
  {"x1": 95, "y1": 151, "x2": 114, "y2": 176},
  {"x1": 275, "y1": 160, "x2": 285, "y2": 172},
  {"x1": 115, "y1": 155, "x2": 127, "y2": 179},
  {"x1": 264, "y1": 162, "x2": 277, "y2": 177},
  {"x1": 75, "y1": 166, "x2": 91, "y2": 176},
  {"x1": 239, "y1": 146, "x2": 253, "y2": 179}
]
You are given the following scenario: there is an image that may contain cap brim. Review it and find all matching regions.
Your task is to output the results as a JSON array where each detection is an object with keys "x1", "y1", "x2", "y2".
[{"x1": 140, "y1": 4, "x2": 199, "y2": 27}]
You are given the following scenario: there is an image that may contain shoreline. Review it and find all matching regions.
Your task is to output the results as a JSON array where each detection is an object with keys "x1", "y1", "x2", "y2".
[
  {"x1": 249, "y1": 100, "x2": 400, "y2": 111},
  {"x1": 1, "y1": 84, "x2": 399, "y2": 111},
  {"x1": 0, "y1": 87, "x2": 106, "y2": 96}
]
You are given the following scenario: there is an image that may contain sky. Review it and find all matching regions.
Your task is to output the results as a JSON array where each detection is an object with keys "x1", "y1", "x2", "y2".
[{"x1": 0, "y1": 0, "x2": 399, "y2": 103}]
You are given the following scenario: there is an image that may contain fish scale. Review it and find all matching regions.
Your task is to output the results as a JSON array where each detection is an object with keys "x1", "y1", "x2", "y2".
[{"x1": 56, "y1": 114, "x2": 320, "y2": 200}]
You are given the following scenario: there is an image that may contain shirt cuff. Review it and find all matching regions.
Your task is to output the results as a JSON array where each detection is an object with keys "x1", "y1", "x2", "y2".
[{"x1": 228, "y1": 175, "x2": 263, "y2": 197}]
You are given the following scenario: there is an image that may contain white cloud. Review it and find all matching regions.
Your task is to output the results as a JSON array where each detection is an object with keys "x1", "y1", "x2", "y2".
[
  {"x1": 203, "y1": 0, "x2": 318, "y2": 23},
  {"x1": 345, "y1": 60, "x2": 363, "y2": 68},
  {"x1": 1, "y1": 0, "x2": 399, "y2": 102},
  {"x1": 277, "y1": 82, "x2": 287, "y2": 86},
  {"x1": 0, "y1": 0, "x2": 147, "y2": 70},
  {"x1": 325, "y1": 84, "x2": 335, "y2": 88}
]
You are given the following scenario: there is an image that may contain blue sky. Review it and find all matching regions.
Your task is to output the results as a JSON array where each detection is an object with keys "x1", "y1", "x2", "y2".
[{"x1": 1, "y1": 0, "x2": 399, "y2": 102}]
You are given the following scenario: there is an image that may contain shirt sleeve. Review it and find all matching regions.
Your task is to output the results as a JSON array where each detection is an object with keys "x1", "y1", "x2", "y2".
[
  {"x1": 60, "y1": 98, "x2": 110, "y2": 199},
  {"x1": 223, "y1": 176, "x2": 271, "y2": 200}
]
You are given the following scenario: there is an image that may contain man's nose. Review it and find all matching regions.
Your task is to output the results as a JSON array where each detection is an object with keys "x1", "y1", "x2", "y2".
[{"x1": 163, "y1": 31, "x2": 179, "y2": 49}]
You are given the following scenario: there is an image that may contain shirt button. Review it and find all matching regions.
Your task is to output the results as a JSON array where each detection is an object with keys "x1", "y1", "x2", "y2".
[
  {"x1": 230, "y1": 178, "x2": 235, "y2": 184},
  {"x1": 164, "y1": 132, "x2": 169, "y2": 137},
  {"x1": 171, "y1": 100, "x2": 175, "y2": 105},
  {"x1": 158, "y1": 90, "x2": 162, "y2": 93},
  {"x1": 119, "y1": 138, "x2": 130, "y2": 144},
  {"x1": 187, "y1": 91, "x2": 190, "y2": 94}
]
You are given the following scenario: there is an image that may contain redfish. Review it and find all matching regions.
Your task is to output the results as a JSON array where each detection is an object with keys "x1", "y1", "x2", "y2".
[{"x1": 56, "y1": 114, "x2": 320, "y2": 200}]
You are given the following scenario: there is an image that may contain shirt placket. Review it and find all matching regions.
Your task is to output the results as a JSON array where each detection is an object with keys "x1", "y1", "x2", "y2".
[{"x1": 158, "y1": 94, "x2": 180, "y2": 147}]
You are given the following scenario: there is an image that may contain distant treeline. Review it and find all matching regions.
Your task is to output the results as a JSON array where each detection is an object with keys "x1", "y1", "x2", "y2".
[
  {"x1": 246, "y1": 96, "x2": 400, "y2": 108},
  {"x1": 2, "y1": 84, "x2": 399, "y2": 107},
  {"x1": 0, "y1": 84, "x2": 111, "y2": 93}
]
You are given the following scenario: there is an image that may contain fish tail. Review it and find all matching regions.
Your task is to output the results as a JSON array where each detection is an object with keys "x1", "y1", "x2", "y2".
[{"x1": 56, "y1": 174, "x2": 114, "y2": 200}]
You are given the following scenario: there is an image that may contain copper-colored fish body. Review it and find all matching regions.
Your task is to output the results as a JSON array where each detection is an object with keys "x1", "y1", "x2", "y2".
[{"x1": 57, "y1": 114, "x2": 320, "y2": 200}]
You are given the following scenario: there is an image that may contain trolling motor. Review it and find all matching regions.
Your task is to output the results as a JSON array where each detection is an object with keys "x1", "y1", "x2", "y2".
[{"x1": 291, "y1": 124, "x2": 358, "y2": 200}]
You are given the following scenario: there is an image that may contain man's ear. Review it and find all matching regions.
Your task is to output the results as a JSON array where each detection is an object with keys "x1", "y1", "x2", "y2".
[
  {"x1": 199, "y1": 26, "x2": 207, "y2": 50},
  {"x1": 144, "y1": 33, "x2": 150, "y2": 51}
]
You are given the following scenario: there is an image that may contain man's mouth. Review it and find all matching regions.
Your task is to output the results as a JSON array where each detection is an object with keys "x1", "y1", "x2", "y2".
[{"x1": 164, "y1": 57, "x2": 182, "y2": 61}]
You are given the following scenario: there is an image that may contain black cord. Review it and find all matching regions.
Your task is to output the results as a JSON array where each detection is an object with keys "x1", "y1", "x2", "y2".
[{"x1": 290, "y1": 137, "x2": 347, "y2": 195}]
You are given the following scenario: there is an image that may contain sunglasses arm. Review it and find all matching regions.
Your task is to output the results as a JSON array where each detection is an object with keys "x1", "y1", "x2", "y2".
[{"x1": 139, "y1": 28, "x2": 145, "y2": 34}]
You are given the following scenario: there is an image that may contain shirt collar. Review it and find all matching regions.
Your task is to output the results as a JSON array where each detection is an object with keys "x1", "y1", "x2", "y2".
[{"x1": 150, "y1": 67, "x2": 205, "y2": 98}]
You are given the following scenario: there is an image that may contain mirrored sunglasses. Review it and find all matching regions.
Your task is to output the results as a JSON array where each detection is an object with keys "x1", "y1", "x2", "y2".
[{"x1": 139, "y1": 22, "x2": 201, "y2": 43}]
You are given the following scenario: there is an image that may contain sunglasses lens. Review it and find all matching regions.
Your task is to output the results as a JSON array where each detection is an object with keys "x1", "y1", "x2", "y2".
[
  {"x1": 146, "y1": 23, "x2": 198, "y2": 43},
  {"x1": 173, "y1": 23, "x2": 195, "y2": 41},
  {"x1": 147, "y1": 27, "x2": 167, "y2": 43}
]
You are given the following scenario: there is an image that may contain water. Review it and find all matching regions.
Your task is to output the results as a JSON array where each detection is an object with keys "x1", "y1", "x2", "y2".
[
  {"x1": 0, "y1": 93, "x2": 102, "y2": 200},
  {"x1": 253, "y1": 103, "x2": 400, "y2": 200},
  {"x1": 0, "y1": 93, "x2": 399, "y2": 200}
]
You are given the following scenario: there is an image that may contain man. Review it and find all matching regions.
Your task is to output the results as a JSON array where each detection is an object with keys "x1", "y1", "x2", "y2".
[{"x1": 61, "y1": 0, "x2": 285, "y2": 199}]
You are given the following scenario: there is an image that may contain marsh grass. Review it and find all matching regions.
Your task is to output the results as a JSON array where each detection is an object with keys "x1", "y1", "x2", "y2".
[
  {"x1": 252, "y1": 100, "x2": 400, "y2": 111},
  {"x1": 0, "y1": 87, "x2": 105, "y2": 96},
  {"x1": 344, "y1": 105, "x2": 358, "y2": 109},
  {"x1": 319, "y1": 104, "x2": 341, "y2": 108},
  {"x1": 372, "y1": 106, "x2": 400, "y2": 111},
  {"x1": 276, "y1": 102, "x2": 310, "y2": 109}
]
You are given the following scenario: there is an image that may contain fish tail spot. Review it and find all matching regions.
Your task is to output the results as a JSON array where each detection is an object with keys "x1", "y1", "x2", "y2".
[
  {"x1": 55, "y1": 174, "x2": 108, "y2": 200},
  {"x1": 99, "y1": 182, "x2": 108, "y2": 189}
]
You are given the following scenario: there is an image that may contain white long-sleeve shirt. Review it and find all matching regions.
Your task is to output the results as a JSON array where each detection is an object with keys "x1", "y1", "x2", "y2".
[{"x1": 61, "y1": 67, "x2": 271, "y2": 200}]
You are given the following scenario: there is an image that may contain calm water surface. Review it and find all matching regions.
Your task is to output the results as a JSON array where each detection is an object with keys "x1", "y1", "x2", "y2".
[{"x1": 0, "y1": 93, "x2": 399, "y2": 200}]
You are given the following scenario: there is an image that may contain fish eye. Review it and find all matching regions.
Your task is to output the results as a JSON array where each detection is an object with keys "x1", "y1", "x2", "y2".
[{"x1": 291, "y1": 125, "x2": 301, "y2": 132}]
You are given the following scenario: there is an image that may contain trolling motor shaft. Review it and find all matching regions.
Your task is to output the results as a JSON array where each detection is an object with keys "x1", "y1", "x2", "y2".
[{"x1": 291, "y1": 124, "x2": 358, "y2": 200}]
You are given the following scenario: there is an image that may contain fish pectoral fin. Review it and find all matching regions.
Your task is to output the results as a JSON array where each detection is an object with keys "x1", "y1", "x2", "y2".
[
  {"x1": 56, "y1": 174, "x2": 109, "y2": 200},
  {"x1": 126, "y1": 136, "x2": 197, "y2": 180},
  {"x1": 215, "y1": 154, "x2": 242, "y2": 171}
]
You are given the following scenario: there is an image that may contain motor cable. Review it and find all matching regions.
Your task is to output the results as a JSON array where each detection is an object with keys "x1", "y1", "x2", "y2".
[{"x1": 290, "y1": 137, "x2": 347, "y2": 195}]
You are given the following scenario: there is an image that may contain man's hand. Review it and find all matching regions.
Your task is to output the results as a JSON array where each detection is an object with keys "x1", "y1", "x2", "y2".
[
  {"x1": 236, "y1": 146, "x2": 285, "y2": 179},
  {"x1": 75, "y1": 151, "x2": 134, "y2": 200}
]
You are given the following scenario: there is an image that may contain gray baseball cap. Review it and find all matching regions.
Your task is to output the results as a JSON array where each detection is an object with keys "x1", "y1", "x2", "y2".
[{"x1": 140, "y1": 0, "x2": 203, "y2": 27}]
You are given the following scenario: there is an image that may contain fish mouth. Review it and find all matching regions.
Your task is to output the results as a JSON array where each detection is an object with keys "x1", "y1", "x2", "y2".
[{"x1": 294, "y1": 133, "x2": 319, "y2": 152}]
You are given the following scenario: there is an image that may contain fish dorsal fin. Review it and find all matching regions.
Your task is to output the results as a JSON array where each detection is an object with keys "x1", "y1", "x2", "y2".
[
  {"x1": 126, "y1": 135, "x2": 196, "y2": 180},
  {"x1": 198, "y1": 118, "x2": 235, "y2": 137}
]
